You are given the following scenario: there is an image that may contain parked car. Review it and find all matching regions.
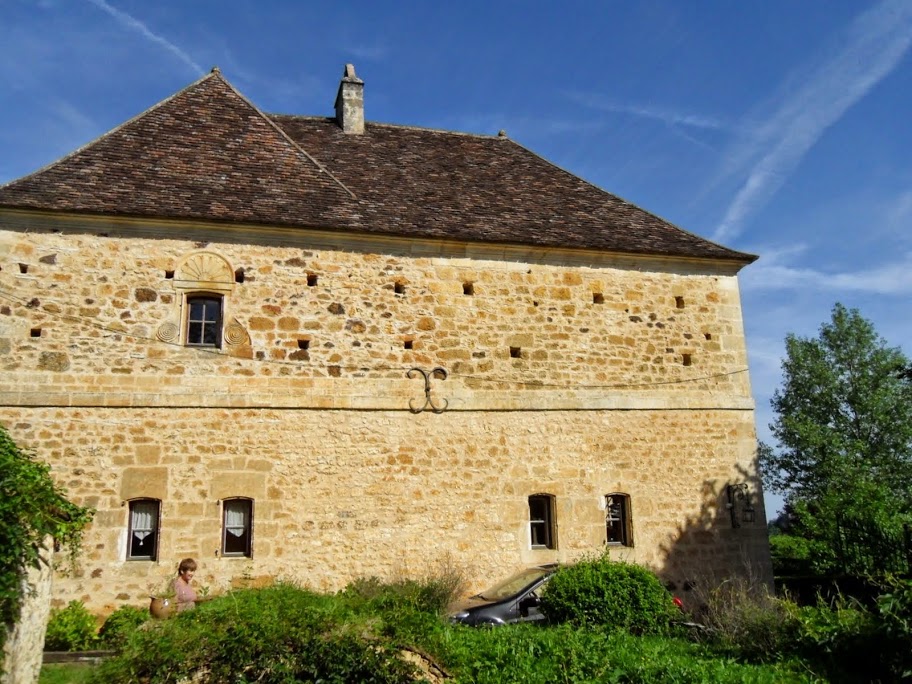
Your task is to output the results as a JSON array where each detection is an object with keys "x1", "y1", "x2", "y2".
[{"x1": 448, "y1": 564, "x2": 558, "y2": 626}]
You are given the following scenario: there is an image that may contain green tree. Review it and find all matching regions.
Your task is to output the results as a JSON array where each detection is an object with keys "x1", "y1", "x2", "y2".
[
  {"x1": 0, "y1": 425, "x2": 93, "y2": 663},
  {"x1": 760, "y1": 304, "x2": 912, "y2": 575}
]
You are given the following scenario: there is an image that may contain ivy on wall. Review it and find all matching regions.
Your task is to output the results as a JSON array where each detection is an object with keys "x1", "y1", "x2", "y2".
[{"x1": 0, "y1": 425, "x2": 93, "y2": 664}]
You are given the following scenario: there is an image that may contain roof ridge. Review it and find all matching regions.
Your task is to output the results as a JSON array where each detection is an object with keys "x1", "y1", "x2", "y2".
[
  {"x1": 268, "y1": 113, "x2": 505, "y2": 140},
  {"x1": 502, "y1": 137, "x2": 757, "y2": 263},
  {"x1": 0, "y1": 70, "x2": 220, "y2": 192}
]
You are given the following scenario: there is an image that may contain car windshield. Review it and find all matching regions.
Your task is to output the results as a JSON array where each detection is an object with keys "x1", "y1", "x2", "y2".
[{"x1": 478, "y1": 567, "x2": 551, "y2": 601}]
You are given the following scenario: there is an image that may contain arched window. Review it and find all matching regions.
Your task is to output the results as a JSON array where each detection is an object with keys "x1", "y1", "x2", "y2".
[
  {"x1": 221, "y1": 498, "x2": 253, "y2": 557},
  {"x1": 605, "y1": 493, "x2": 632, "y2": 546},
  {"x1": 127, "y1": 498, "x2": 160, "y2": 560},
  {"x1": 528, "y1": 494, "x2": 556, "y2": 549},
  {"x1": 186, "y1": 295, "x2": 223, "y2": 347}
]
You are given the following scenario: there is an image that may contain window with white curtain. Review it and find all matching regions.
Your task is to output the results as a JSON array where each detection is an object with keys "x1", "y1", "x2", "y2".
[
  {"x1": 222, "y1": 498, "x2": 253, "y2": 557},
  {"x1": 127, "y1": 499, "x2": 160, "y2": 560}
]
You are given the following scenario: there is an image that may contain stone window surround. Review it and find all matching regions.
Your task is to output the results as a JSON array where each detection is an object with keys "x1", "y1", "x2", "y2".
[{"x1": 171, "y1": 251, "x2": 235, "y2": 348}]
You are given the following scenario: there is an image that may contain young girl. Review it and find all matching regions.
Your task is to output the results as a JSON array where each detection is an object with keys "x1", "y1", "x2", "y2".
[{"x1": 172, "y1": 558, "x2": 198, "y2": 612}]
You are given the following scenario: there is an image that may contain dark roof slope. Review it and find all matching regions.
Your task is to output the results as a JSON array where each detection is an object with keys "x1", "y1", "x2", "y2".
[
  {"x1": 0, "y1": 71, "x2": 754, "y2": 263},
  {"x1": 0, "y1": 72, "x2": 362, "y2": 230}
]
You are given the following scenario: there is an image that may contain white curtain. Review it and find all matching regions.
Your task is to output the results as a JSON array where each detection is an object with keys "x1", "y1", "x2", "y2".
[
  {"x1": 225, "y1": 501, "x2": 249, "y2": 537},
  {"x1": 131, "y1": 500, "x2": 157, "y2": 546}
]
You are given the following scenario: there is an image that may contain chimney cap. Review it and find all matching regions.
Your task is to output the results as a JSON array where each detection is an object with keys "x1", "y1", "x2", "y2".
[{"x1": 341, "y1": 63, "x2": 363, "y2": 84}]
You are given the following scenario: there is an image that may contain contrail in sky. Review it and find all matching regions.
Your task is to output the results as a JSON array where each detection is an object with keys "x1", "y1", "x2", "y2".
[
  {"x1": 86, "y1": 0, "x2": 203, "y2": 75},
  {"x1": 713, "y1": 0, "x2": 912, "y2": 243}
]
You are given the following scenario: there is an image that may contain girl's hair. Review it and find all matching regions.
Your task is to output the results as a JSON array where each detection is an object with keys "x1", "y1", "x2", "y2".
[{"x1": 178, "y1": 557, "x2": 198, "y2": 574}]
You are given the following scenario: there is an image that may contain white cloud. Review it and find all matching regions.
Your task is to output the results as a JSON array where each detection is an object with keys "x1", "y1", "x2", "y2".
[
  {"x1": 566, "y1": 94, "x2": 727, "y2": 131},
  {"x1": 742, "y1": 249, "x2": 912, "y2": 294},
  {"x1": 85, "y1": 0, "x2": 203, "y2": 76},
  {"x1": 712, "y1": 0, "x2": 912, "y2": 243}
]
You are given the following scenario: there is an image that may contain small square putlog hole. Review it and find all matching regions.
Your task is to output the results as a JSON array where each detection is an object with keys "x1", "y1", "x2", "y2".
[
  {"x1": 463, "y1": 281, "x2": 474, "y2": 296},
  {"x1": 394, "y1": 281, "x2": 406, "y2": 295},
  {"x1": 234, "y1": 268, "x2": 245, "y2": 283},
  {"x1": 307, "y1": 274, "x2": 318, "y2": 287},
  {"x1": 403, "y1": 339, "x2": 413, "y2": 350},
  {"x1": 298, "y1": 339, "x2": 310, "y2": 350},
  {"x1": 704, "y1": 332, "x2": 712, "y2": 340},
  {"x1": 675, "y1": 296, "x2": 685, "y2": 309},
  {"x1": 30, "y1": 328, "x2": 41, "y2": 338},
  {"x1": 18, "y1": 263, "x2": 28, "y2": 274},
  {"x1": 682, "y1": 353, "x2": 692, "y2": 366},
  {"x1": 510, "y1": 346, "x2": 522, "y2": 359},
  {"x1": 165, "y1": 270, "x2": 174, "y2": 279},
  {"x1": 593, "y1": 292, "x2": 604, "y2": 304}
]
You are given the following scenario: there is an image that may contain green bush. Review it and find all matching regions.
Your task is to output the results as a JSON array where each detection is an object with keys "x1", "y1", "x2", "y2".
[
  {"x1": 98, "y1": 605, "x2": 148, "y2": 650},
  {"x1": 91, "y1": 583, "x2": 416, "y2": 683},
  {"x1": 540, "y1": 554, "x2": 677, "y2": 634},
  {"x1": 44, "y1": 601, "x2": 98, "y2": 651},
  {"x1": 873, "y1": 576, "x2": 912, "y2": 680}
]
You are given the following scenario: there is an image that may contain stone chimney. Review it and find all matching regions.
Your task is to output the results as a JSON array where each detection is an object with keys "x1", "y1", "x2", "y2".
[{"x1": 334, "y1": 64, "x2": 364, "y2": 134}]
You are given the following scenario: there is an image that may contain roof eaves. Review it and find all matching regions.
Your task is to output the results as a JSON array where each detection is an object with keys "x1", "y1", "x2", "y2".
[{"x1": 502, "y1": 137, "x2": 757, "y2": 264}]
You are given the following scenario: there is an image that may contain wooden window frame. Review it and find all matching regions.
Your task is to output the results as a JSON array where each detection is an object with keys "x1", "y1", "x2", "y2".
[
  {"x1": 185, "y1": 294, "x2": 223, "y2": 348},
  {"x1": 605, "y1": 493, "x2": 633, "y2": 547},
  {"x1": 221, "y1": 497, "x2": 254, "y2": 558},
  {"x1": 528, "y1": 494, "x2": 557, "y2": 549}
]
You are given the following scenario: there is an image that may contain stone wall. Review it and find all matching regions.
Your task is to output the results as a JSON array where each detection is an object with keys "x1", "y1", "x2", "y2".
[{"x1": 0, "y1": 211, "x2": 770, "y2": 613}]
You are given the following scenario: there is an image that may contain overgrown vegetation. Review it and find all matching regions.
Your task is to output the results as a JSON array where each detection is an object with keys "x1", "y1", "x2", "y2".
[
  {"x1": 0, "y1": 425, "x2": 92, "y2": 668},
  {"x1": 39, "y1": 553, "x2": 912, "y2": 682},
  {"x1": 84, "y1": 561, "x2": 818, "y2": 683}
]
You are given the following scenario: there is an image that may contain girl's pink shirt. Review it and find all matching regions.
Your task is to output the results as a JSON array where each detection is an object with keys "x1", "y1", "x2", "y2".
[{"x1": 173, "y1": 576, "x2": 197, "y2": 611}]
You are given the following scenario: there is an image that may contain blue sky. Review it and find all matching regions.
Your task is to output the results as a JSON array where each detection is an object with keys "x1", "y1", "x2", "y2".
[{"x1": 2, "y1": 1, "x2": 911, "y2": 518}]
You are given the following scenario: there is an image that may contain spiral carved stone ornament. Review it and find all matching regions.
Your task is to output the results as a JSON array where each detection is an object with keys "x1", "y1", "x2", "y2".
[
  {"x1": 156, "y1": 321, "x2": 180, "y2": 343},
  {"x1": 224, "y1": 323, "x2": 248, "y2": 346}
]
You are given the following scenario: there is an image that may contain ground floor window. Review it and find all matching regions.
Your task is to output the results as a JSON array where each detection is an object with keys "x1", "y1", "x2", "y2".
[
  {"x1": 127, "y1": 499, "x2": 160, "y2": 560},
  {"x1": 222, "y1": 498, "x2": 253, "y2": 557},
  {"x1": 528, "y1": 494, "x2": 556, "y2": 549},
  {"x1": 605, "y1": 493, "x2": 632, "y2": 546}
]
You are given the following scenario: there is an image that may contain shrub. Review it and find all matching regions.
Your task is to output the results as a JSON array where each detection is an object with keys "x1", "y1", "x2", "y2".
[
  {"x1": 540, "y1": 554, "x2": 677, "y2": 634},
  {"x1": 872, "y1": 576, "x2": 912, "y2": 680},
  {"x1": 98, "y1": 605, "x2": 148, "y2": 650},
  {"x1": 689, "y1": 577, "x2": 797, "y2": 661},
  {"x1": 44, "y1": 601, "x2": 98, "y2": 651},
  {"x1": 92, "y1": 583, "x2": 416, "y2": 683}
]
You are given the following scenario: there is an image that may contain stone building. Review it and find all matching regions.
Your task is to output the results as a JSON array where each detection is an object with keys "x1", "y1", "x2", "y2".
[{"x1": 0, "y1": 65, "x2": 770, "y2": 613}]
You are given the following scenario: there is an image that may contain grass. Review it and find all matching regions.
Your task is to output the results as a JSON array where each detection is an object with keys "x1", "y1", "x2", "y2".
[{"x1": 39, "y1": 663, "x2": 96, "y2": 684}]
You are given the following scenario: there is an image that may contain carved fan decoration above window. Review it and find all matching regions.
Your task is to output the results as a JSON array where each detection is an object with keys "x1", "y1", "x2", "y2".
[{"x1": 175, "y1": 252, "x2": 234, "y2": 289}]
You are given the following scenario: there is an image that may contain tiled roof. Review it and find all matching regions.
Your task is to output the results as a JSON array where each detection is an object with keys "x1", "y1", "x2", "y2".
[{"x1": 0, "y1": 71, "x2": 755, "y2": 263}]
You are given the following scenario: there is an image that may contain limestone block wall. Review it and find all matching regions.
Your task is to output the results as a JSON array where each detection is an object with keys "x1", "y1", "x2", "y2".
[{"x1": 0, "y1": 211, "x2": 770, "y2": 613}]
